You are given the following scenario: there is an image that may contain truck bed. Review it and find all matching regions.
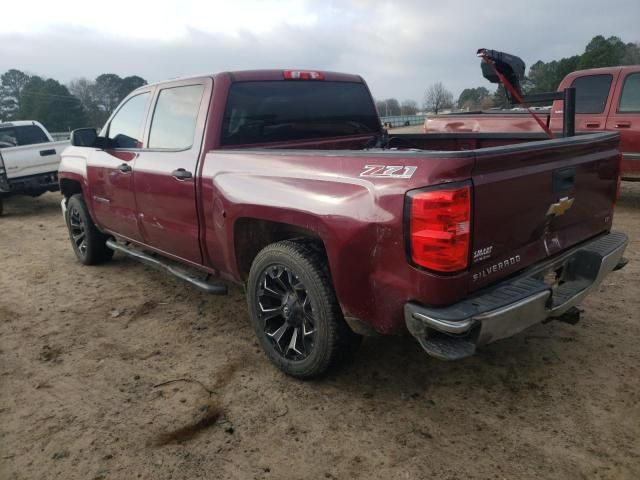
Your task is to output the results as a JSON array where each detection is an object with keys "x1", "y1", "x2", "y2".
[
  {"x1": 424, "y1": 112, "x2": 547, "y2": 134},
  {"x1": 2, "y1": 140, "x2": 68, "y2": 180},
  {"x1": 207, "y1": 131, "x2": 620, "y2": 331}
]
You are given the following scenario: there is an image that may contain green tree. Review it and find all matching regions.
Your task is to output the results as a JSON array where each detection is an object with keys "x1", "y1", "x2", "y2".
[
  {"x1": 622, "y1": 42, "x2": 640, "y2": 65},
  {"x1": 94, "y1": 73, "x2": 123, "y2": 115},
  {"x1": 578, "y1": 35, "x2": 627, "y2": 69},
  {"x1": 491, "y1": 85, "x2": 510, "y2": 109},
  {"x1": 527, "y1": 56, "x2": 580, "y2": 93},
  {"x1": 457, "y1": 86, "x2": 491, "y2": 110},
  {"x1": 117, "y1": 75, "x2": 147, "y2": 102},
  {"x1": 68, "y1": 77, "x2": 99, "y2": 126},
  {"x1": 0, "y1": 69, "x2": 31, "y2": 120},
  {"x1": 69, "y1": 74, "x2": 147, "y2": 128},
  {"x1": 20, "y1": 76, "x2": 86, "y2": 131},
  {"x1": 525, "y1": 35, "x2": 640, "y2": 94}
]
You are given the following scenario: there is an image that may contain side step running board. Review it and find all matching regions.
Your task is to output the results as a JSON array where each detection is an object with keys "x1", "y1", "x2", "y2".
[{"x1": 106, "y1": 239, "x2": 228, "y2": 295}]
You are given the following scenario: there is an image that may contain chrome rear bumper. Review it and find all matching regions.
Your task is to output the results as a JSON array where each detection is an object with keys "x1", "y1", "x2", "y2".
[{"x1": 405, "y1": 231, "x2": 628, "y2": 360}]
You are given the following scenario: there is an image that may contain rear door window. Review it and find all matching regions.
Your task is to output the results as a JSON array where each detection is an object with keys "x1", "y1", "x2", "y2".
[
  {"x1": 16, "y1": 125, "x2": 49, "y2": 145},
  {"x1": 221, "y1": 81, "x2": 380, "y2": 146},
  {"x1": 0, "y1": 128, "x2": 17, "y2": 147},
  {"x1": 571, "y1": 74, "x2": 613, "y2": 114},
  {"x1": 0, "y1": 125, "x2": 49, "y2": 147},
  {"x1": 108, "y1": 92, "x2": 151, "y2": 149},
  {"x1": 148, "y1": 84, "x2": 204, "y2": 149},
  {"x1": 618, "y1": 72, "x2": 640, "y2": 113}
]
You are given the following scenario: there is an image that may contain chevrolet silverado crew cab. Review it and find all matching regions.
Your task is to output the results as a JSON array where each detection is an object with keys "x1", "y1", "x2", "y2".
[
  {"x1": 58, "y1": 69, "x2": 628, "y2": 378},
  {"x1": 0, "y1": 120, "x2": 68, "y2": 215},
  {"x1": 425, "y1": 65, "x2": 640, "y2": 180}
]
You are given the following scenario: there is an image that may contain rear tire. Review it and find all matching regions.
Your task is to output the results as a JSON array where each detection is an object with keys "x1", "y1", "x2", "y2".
[
  {"x1": 247, "y1": 240, "x2": 361, "y2": 379},
  {"x1": 65, "y1": 194, "x2": 113, "y2": 265}
]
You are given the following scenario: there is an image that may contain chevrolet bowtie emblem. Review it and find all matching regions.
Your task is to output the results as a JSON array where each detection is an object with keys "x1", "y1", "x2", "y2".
[{"x1": 547, "y1": 196, "x2": 574, "y2": 216}]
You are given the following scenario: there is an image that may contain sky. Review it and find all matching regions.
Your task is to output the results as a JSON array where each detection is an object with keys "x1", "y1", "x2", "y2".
[{"x1": 1, "y1": 0, "x2": 639, "y2": 103}]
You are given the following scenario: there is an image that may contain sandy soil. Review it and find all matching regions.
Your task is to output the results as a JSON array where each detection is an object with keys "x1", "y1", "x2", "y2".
[{"x1": 1, "y1": 185, "x2": 639, "y2": 480}]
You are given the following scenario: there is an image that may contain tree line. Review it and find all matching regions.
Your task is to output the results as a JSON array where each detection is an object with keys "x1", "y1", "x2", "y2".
[
  {"x1": 0, "y1": 70, "x2": 146, "y2": 132},
  {"x1": 378, "y1": 34, "x2": 640, "y2": 116},
  {"x1": 2, "y1": 34, "x2": 638, "y2": 128}
]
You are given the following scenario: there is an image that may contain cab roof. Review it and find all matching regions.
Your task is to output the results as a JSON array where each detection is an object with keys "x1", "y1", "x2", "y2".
[{"x1": 140, "y1": 69, "x2": 365, "y2": 89}]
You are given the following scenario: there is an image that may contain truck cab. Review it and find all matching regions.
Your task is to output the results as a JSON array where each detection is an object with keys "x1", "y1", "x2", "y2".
[{"x1": 550, "y1": 66, "x2": 640, "y2": 178}]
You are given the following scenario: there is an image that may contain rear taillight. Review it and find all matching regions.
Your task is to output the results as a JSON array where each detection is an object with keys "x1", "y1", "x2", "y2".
[
  {"x1": 283, "y1": 70, "x2": 324, "y2": 80},
  {"x1": 407, "y1": 183, "x2": 471, "y2": 273}
]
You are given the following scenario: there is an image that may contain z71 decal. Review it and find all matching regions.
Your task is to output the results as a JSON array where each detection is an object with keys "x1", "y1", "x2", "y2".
[{"x1": 360, "y1": 165, "x2": 417, "y2": 179}]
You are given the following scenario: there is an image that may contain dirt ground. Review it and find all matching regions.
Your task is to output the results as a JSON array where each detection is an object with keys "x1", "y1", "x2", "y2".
[{"x1": 1, "y1": 185, "x2": 639, "y2": 480}]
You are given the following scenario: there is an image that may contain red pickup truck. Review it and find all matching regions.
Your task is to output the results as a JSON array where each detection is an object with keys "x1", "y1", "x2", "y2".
[
  {"x1": 59, "y1": 69, "x2": 628, "y2": 378},
  {"x1": 425, "y1": 65, "x2": 640, "y2": 179}
]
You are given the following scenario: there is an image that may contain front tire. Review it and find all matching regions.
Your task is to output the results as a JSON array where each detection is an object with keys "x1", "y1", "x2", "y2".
[
  {"x1": 247, "y1": 240, "x2": 361, "y2": 378},
  {"x1": 65, "y1": 194, "x2": 113, "y2": 265}
]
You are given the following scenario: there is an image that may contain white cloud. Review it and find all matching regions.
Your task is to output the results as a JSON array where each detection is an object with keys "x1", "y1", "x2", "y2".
[
  {"x1": 1, "y1": 0, "x2": 638, "y2": 103},
  {"x1": 2, "y1": 0, "x2": 320, "y2": 39}
]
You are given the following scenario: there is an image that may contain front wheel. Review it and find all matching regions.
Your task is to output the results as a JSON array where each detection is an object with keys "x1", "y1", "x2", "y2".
[
  {"x1": 247, "y1": 240, "x2": 361, "y2": 378},
  {"x1": 65, "y1": 194, "x2": 113, "y2": 265}
]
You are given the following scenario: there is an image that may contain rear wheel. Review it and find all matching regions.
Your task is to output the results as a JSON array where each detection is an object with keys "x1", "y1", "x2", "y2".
[
  {"x1": 65, "y1": 194, "x2": 113, "y2": 265},
  {"x1": 247, "y1": 240, "x2": 361, "y2": 378}
]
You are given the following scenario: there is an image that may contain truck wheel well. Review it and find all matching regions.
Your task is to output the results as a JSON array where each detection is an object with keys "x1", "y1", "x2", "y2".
[
  {"x1": 234, "y1": 218, "x2": 328, "y2": 280},
  {"x1": 60, "y1": 179, "x2": 83, "y2": 199}
]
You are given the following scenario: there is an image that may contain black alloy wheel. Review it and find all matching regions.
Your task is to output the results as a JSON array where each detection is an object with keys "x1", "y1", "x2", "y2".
[
  {"x1": 247, "y1": 240, "x2": 361, "y2": 378},
  {"x1": 65, "y1": 194, "x2": 113, "y2": 265},
  {"x1": 257, "y1": 264, "x2": 316, "y2": 361},
  {"x1": 68, "y1": 203, "x2": 88, "y2": 258}
]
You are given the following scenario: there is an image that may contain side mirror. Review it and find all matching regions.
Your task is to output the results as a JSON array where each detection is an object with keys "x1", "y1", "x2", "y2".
[{"x1": 70, "y1": 128, "x2": 99, "y2": 147}]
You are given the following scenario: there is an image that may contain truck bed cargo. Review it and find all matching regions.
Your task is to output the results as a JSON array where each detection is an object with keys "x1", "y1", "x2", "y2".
[{"x1": 425, "y1": 65, "x2": 640, "y2": 180}]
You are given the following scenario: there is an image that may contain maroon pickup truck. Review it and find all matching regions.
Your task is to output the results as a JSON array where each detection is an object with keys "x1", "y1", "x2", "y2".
[
  {"x1": 425, "y1": 65, "x2": 640, "y2": 180},
  {"x1": 59, "y1": 69, "x2": 628, "y2": 378}
]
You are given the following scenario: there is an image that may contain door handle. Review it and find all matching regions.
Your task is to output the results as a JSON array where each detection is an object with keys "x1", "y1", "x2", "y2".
[
  {"x1": 117, "y1": 163, "x2": 132, "y2": 172},
  {"x1": 585, "y1": 122, "x2": 600, "y2": 128},
  {"x1": 614, "y1": 122, "x2": 631, "y2": 128},
  {"x1": 171, "y1": 168, "x2": 193, "y2": 180},
  {"x1": 39, "y1": 149, "x2": 56, "y2": 156}
]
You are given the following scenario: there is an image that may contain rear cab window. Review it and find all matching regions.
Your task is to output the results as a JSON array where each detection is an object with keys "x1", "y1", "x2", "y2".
[
  {"x1": 571, "y1": 74, "x2": 613, "y2": 114},
  {"x1": 618, "y1": 72, "x2": 640, "y2": 113},
  {"x1": 0, "y1": 125, "x2": 49, "y2": 147},
  {"x1": 221, "y1": 81, "x2": 380, "y2": 146}
]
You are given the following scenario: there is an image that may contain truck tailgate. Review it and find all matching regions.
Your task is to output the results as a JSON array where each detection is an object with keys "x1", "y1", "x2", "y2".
[
  {"x1": 469, "y1": 132, "x2": 620, "y2": 291},
  {"x1": 2, "y1": 140, "x2": 67, "y2": 179}
]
